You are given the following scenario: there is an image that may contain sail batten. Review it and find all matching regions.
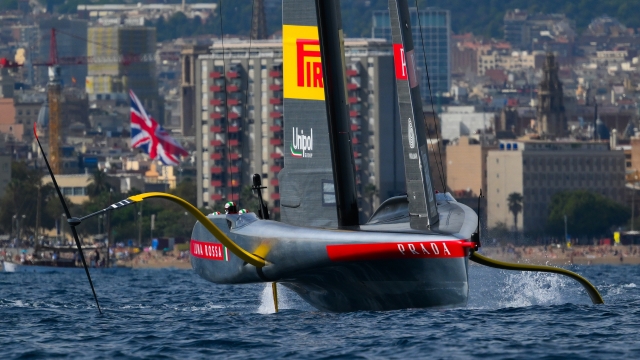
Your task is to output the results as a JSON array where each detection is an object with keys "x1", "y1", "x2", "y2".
[{"x1": 389, "y1": 0, "x2": 439, "y2": 229}]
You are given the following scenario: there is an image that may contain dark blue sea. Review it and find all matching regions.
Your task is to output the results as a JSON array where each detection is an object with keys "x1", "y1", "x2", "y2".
[{"x1": 1, "y1": 264, "x2": 639, "y2": 359}]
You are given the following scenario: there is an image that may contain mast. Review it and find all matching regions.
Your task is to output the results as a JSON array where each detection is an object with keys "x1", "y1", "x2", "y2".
[
  {"x1": 314, "y1": 0, "x2": 359, "y2": 228},
  {"x1": 389, "y1": 0, "x2": 439, "y2": 229}
]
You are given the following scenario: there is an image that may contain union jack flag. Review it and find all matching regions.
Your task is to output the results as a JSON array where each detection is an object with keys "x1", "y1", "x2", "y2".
[{"x1": 130, "y1": 90, "x2": 188, "y2": 165}]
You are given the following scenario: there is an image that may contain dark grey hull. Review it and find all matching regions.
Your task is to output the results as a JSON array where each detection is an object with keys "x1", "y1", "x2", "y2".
[
  {"x1": 280, "y1": 258, "x2": 468, "y2": 312},
  {"x1": 190, "y1": 198, "x2": 476, "y2": 312}
]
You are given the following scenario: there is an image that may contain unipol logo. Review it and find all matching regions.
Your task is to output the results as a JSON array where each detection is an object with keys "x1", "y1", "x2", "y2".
[
  {"x1": 297, "y1": 39, "x2": 323, "y2": 89},
  {"x1": 408, "y1": 118, "x2": 415, "y2": 149},
  {"x1": 394, "y1": 44, "x2": 408, "y2": 80},
  {"x1": 291, "y1": 127, "x2": 313, "y2": 158}
]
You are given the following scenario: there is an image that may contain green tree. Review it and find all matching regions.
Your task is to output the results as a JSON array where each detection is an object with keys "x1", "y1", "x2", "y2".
[
  {"x1": 239, "y1": 185, "x2": 260, "y2": 214},
  {"x1": 546, "y1": 190, "x2": 630, "y2": 237},
  {"x1": 86, "y1": 170, "x2": 113, "y2": 198},
  {"x1": 507, "y1": 192, "x2": 523, "y2": 232},
  {"x1": 0, "y1": 162, "x2": 64, "y2": 237}
]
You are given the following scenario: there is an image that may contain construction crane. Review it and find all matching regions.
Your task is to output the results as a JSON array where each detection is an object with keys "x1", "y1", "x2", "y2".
[{"x1": 30, "y1": 28, "x2": 156, "y2": 174}]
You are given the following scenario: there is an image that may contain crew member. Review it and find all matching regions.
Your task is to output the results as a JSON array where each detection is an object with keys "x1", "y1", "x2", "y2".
[{"x1": 224, "y1": 201, "x2": 238, "y2": 214}]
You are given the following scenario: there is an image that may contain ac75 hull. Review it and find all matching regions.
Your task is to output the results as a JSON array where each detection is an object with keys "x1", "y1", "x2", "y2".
[{"x1": 190, "y1": 213, "x2": 474, "y2": 312}]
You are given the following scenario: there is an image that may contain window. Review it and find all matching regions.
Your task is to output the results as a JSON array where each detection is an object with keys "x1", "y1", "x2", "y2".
[
  {"x1": 73, "y1": 187, "x2": 85, "y2": 196},
  {"x1": 322, "y1": 180, "x2": 336, "y2": 206},
  {"x1": 62, "y1": 187, "x2": 73, "y2": 196}
]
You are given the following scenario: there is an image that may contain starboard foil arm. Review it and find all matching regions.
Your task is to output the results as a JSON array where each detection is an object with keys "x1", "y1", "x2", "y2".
[{"x1": 469, "y1": 251, "x2": 604, "y2": 304}]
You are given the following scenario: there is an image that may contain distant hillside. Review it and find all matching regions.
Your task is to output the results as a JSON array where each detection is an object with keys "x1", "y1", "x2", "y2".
[{"x1": 39, "y1": 0, "x2": 640, "y2": 40}]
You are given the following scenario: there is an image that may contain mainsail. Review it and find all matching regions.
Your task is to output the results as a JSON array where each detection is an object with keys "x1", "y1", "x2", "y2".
[
  {"x1": 388, "y1": 0, "x2": 439, "y2": 229},
  {"x1": 279, "y1": 0, "x2": 338, "y2": 228}
]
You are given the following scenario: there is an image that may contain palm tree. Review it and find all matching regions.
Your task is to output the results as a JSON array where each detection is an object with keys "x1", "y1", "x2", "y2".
[
  {"x1": 507, "y1": 192, "x2": 523, "y2": 232},
  {"x1": 87, "y1": 170, "x2": 112, "y2": 198}
]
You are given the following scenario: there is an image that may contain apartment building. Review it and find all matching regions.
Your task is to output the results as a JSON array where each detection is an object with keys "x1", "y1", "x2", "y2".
[
  {"x1": 487, "y1": 140, "x2": 626, "y2": 233},
  {"x1": 190, "y1": 39, "x2": 404, "y2": 215}
]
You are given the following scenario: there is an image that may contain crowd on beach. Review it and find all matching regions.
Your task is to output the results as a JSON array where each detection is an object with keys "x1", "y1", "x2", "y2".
[{"x1": 482, "y1": 244, "x2": 640, "y2": 264}]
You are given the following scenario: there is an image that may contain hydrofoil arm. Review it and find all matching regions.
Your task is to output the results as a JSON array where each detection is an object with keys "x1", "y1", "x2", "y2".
[{"x1": 469, "y1": 251, "x2": 604, "y2": 304}]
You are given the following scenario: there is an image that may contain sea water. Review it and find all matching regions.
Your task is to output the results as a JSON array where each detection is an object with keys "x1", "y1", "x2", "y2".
[{"x1": 1, "y1": 265, "x2": 639, "y2": 358}]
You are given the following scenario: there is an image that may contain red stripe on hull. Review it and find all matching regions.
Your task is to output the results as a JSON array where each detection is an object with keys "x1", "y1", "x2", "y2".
[{"x1": 326, "y1": 240, "x2": 474, "y2": 262}]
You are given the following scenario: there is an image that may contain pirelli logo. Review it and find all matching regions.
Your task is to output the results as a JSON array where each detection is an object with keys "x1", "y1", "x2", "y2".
[{"x1": 284, "y1": 25, "x2": 325, "y2": 101}]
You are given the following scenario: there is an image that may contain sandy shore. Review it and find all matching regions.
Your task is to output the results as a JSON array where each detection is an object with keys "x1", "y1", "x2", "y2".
[{"x1": 480, "y1": 245, "x2": 640, "y2": 266}]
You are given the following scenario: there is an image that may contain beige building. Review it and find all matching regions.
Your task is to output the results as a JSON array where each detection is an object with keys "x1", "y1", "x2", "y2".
[
  {"x1": 477, "y1": 50, "x2": 544, "y2": 76},
  {"x1": 42, "y1": 174, "x2": 92, "y2": 205},
  {"x1": 487, "y1": 141, "x2": 626, "y2": 233},
  {"x1": 446, "y1": 136, "x2": 496, "y2": 197}
]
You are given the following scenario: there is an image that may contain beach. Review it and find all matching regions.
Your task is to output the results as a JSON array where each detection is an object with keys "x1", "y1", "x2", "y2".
[{"x1": 481, "y1": 245, "x2": 640, "y2": 266}]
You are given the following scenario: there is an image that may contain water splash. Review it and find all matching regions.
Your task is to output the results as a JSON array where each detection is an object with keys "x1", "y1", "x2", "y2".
[
  {"x1": 498, "y1": 271, "x2": 570, "y2": 308},
  {"x1": 257, "y1": 283, "x2": 295, "y2": 314}
]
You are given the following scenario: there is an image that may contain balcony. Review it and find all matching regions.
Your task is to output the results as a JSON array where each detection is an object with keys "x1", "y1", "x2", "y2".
[
  {"x1": 210, "y1": 112, "x2": 223, "y2": 120},
  {"x1": 210, "y1": 71, "x2": 222, "y2": 79},
  {"x1": 269, "y1": 84, "x2": 282, "y2": 91},
  {"x1": 270, "y1": 193, "x2": 280, "y2": 200},
  {"x1": 352, "y1": 137, "x2": 359, "y2": 144},
  {"x1": 270, "y1": 138, "x2": 283, "y2": 146},
  {"x1": 350, "y1": 124, "x2": 359, "y2": 131},
  {"x1": 211, "y1": 125, "x2": 223, "y2": 133},
  {"x1": 271, "y1": 206, "x2": 280, "y2": 213},
  {"x1": 270, "y1": 165, "x2": 282, "y2": 173},
  {"x1": 210, "y1": 140, "x2": 224, "y2": 147},
  {"x1": 353, "y1": 151, "x2": 360, "y2": 158},
  {"x1": 270, "y1": 152, "x2": 283, "y2": 159},
  {"x1": 269, "y1": 70, "x2": 282, "y2": 78},
  {"x1": 270, "y1": 125, "x2": 282, "y2": 132},
  {"x1": 210, "y1": 85, "x2": 222, "y2": 92},
  {"x1": 211, "y1": 166, "x2": 223, "y2": 174},
  {"x1": 229, "y1": 139, "x2": 239, "y2": 147},
  {"x1": 228, "y1": 125, "x2": 240, "y2": 133},
  {"x1": 347, "y1": 83, "x2": 359, "y2": 90},
  {"x1": 348, "y1": 97, "x2": 359, "y2": 104},
  {"x1": 211, "y1": 180, "x2": 222, "y2": 187},
  {"x1": 349, "y1": 110, "x2": 359, "y2": 117},
  {"x1": 229, "y1": 153, "x2": 240, "y2": 160},
  {"x1": 227, "y1": 98, "x2": 240, "y2": 106},
  {"x1": 269, "y1": 111, "x2": 283, "y2": 119},
  {"x1": 270, "y1": 178, "x2": 279, "y2": 186},
  {"x1": 346, "y1": 69, "x2": 358, "y2": 77},
  {"x1": 227, "y1": 71, "x2": 239, "y2": 78},
  {"x1": 210, "y1": 99, "x2": 223, "y2": 106},
  {"x1": 269, "y1": 98, "x2": 282, "y2": 105},
  {"x1": 230, "y1": 166, "x2": 240, "y2": 173},
  {"x1": 228, "y1": 193, "x2": 239, "y2": 201},
  {"x1": 228, "y1": 112, "x2": 240, "y2": 120},
  {"x1": 210, "y1": 153, "x2": 223, "y2": 160},
  {"x1": 211, "y1": 194, "x2": 223, "y2": 201},
  {"x1": 227, "y1": 85, "x2": 239, "y2": 92}
]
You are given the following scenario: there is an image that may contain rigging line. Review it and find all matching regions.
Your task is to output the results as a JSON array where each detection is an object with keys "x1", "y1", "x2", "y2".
[
  {"x1": 240, "y1": 0, "x2": 257, "y2": 210},
  {"x1": 413, "y1": 0, "x2": 447, "y2": 192},
  {"x1": 218, "y1": 0, "x2": 234, "y2": 207}
]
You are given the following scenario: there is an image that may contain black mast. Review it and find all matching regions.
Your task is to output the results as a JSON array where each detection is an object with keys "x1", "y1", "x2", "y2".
[{"x1": 314, "y1": 0, "x2": 359, "y2": 228}]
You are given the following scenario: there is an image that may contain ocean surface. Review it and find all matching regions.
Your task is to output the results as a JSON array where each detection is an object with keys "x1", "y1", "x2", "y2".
[{"x1": 1, "y1": 263, "x2": 639, "y2": 359}]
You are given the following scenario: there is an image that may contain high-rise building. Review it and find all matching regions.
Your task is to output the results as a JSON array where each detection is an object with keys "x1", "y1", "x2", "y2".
[
  {"x1": 180, "y1": 45, "x2": 209, "y2": 137},
  {"x1": 487, "y1": 140, "x2": 625, "y2": 233},
  {"x1": 85, "y1": 26, "x2": 163, "y2": 122},
  {"x1": 372, "y1": 7, "x2": 451, "y2": 99},
  {"x1": 190, "y1": 39, "x2": 404, "y2": 216}
]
